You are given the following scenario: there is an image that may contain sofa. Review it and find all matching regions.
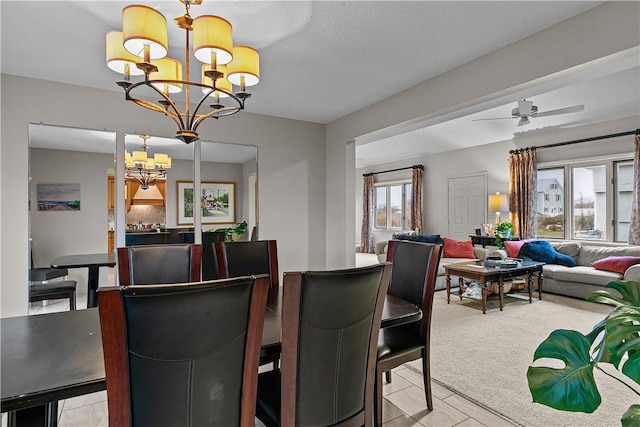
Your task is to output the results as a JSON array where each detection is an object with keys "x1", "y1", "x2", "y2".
[
  {"x1": 376, "y1": 236, "x2": 640, "y2": 297},
  {"x1": 515, "y1": 240, "x2": 640, "y2": 299},
  {"x1": 374, "y1": 237, "x2": 490, "y2": 291}
]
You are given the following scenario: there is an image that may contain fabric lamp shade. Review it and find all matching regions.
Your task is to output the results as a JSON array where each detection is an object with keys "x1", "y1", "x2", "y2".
[
  {"x1": 489, "y1": 193, "x2": 509, "y2": 213},
  {"x1": 150, "y1": 58, "x2": 183, "y2": 93},
  {"x1": 106, "y1": 32, "x2": 145, "y2": 76},
  {"x1": 192, "y1": 16, "x2": 233, "y2": 66},
  {"x1": 122, "y1": 5, "x2": 168, "y2": 60},
  {"x1": 132, "y1": 150, "x2": 148, "y2": 166},
  {"x1": 145, "y1": 158, "x2": 156, "y2": 169},
  {"x1": 125, "y1": 152, "x2": 135, "y2": 168},
  {"x1": 153, "y1": 153, "x2": 170, "y2": 168},
  {"x1": 201, "y1": 64, "x2": 231, "y2": 98},
  {"x1": 227, "y1": 46, "x2": 260, "y2": 86}
]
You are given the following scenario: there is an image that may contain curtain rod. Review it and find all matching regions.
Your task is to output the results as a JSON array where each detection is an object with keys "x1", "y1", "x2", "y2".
[
  {"x1": 510, "y1": 129, "x2": 638, "y2": 154},
  {"x1": 363, "y1": 164, "x2": 423, "y2": 177}
]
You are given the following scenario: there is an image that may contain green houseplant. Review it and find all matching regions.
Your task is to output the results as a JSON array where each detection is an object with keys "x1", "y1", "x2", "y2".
[
  {"x1": 214, "y1": 221, "x2": 248, "y2": 242},
  {"x1": 526, "y1": 280, "x2": 640, "y2": 426},
  {"x1": 493, "y1": 221, "x2": 513, "y2": 250}
]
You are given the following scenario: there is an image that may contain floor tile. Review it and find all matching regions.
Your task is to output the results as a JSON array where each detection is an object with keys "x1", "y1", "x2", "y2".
[
  {"x1": 383, "y1": 368, "x2": 414, "y2": 396},
  {"x1": 58, "y1": 400, "x2": 108, "y2": 427},
  {"x1": 454, "y1": 417, "x2": 487, "y2": 426},
  {"x1": 384, "y1": 414, "x2": 423, "y2": 426},
  {"x1": 61, "y1": 391, "x2": 107, "y2": 411}
]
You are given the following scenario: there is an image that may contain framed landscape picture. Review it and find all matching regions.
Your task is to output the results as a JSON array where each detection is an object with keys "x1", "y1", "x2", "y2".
[
  {"x1": 177, "y1": 181, "x2": 236, "y2": 225},
  {"x1": 37, "y1": 183, "x2": 80, "y2": 211}
]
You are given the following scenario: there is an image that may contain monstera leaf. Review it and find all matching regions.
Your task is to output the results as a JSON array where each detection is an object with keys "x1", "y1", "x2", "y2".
[
  {"x1": 527, "y1": 329, "x2": 601, "y2": 412},
  {"x1": 528, "y1": 280, "x2": 640, "y2": 425}
]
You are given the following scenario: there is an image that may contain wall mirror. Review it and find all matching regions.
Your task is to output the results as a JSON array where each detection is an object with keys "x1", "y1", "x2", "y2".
[{"x1": 29, "y1": 123, "x2": 258, "y2": 269}]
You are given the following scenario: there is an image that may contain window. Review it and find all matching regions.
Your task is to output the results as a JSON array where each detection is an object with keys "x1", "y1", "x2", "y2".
[
  {"x1": 537, "y1": 157, "x2": 632, "y2": 243},
  {"x1": 374, "y1": 182, "x2": 413, "y2": 230}
]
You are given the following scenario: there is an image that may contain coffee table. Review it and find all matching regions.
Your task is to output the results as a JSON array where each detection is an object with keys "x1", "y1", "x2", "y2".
[{"x1": 444, "y1": 260, "x2": 544, "y2": 314}]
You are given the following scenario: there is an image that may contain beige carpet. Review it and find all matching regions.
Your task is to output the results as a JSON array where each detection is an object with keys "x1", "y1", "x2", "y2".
[{"x1": 430, "y1": 290, "x2": 639, "y2": 427}]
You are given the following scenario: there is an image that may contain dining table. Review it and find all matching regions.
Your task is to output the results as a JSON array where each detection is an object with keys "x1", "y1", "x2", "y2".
[
  {"x1": 1, "y1": 291, "x2": 421, "y2": 427},
  {"x1": 50, "y1": 253, "x2": 116, "y2": 309}
]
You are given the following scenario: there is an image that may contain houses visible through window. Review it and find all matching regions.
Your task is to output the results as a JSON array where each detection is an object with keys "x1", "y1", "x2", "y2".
[
  {"x1": 374, "y1": 181, "x2": 412, "y2": 230},
  {"x1": 537, "y1": 157, "x2": 633, "y2": 242}
]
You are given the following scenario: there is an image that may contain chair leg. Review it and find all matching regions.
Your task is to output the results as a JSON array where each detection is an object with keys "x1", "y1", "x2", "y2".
[
  {"x1": 375, "y1": 369, "x2": 383, "y2": 427},
  {"x1": 385, "y1": 370, "x2": 392, "y2": 383},
  {"x1": 69, "y1": 291, "x2": 76, "y2": 311},
  {"x1": 422, "y1": 354, "x2": 433, "y2": 411}
]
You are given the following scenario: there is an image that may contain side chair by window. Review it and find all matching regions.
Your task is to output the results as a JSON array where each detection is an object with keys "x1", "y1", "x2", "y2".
[
  {"x1": 255, "y1": 263, "x2": 393, "y2": 427},
  {"x1": 375, "y1": 240, "x2": 442, "y2": 426},
  {"x1": 117, "y1": 244, "x2": 201, "y2": 285},
  {"x1": 213, "y1": 240, "x2": 279, "y2": 294},
  {"x1": 98, "y1": 275, "x2": 270, "y2": 426}
]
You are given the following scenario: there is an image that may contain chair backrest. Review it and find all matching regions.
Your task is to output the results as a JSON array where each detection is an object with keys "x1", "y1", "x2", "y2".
[
  {"x1": 213, "y1": 240, "x2": 279, "y2": 292},
  {"x1": 385, "y1": 240, "x2": 442, "y2": 338},
  {"x1": 117, "y1": 244, "x2": 201, "y2": 285},
  {"x1": 201, "y1": 232, "x2": 226, "y2": 280},
  {"x1": 98, "y1": 275, "x2": 269, "y2": 427},
  {"x1": 280, "y1": 263, "x2": 392, "y2": 426}
]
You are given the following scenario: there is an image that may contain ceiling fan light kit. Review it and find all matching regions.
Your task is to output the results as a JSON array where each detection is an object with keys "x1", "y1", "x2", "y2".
[
  {"x1": 106, "y1": 0, "x2": 260, "y2": 144},
  {"x1": 474, "y1": 99, "x2": 585, "y2": 127}
]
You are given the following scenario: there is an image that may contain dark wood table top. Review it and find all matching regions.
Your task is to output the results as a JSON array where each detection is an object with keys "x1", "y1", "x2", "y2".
[
  {"x1": 50, "y1": 253, "x2": 116, "y2": 269},
  {"x1": 1, "y1": 292, "x2": 420, "y2": 412},
  {"x1": 444, "y1": 259, "x2": 545, "y2": 279}
]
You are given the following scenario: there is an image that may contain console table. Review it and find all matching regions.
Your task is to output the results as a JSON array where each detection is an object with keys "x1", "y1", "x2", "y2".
[{"x1": 469, "y1": 234, "x2": 520, "y2": 248}]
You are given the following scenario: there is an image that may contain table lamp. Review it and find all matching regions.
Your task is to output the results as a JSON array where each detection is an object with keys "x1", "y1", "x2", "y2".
[{"x1": 488, "y1": 192, "x2": 509, "y2": 225}]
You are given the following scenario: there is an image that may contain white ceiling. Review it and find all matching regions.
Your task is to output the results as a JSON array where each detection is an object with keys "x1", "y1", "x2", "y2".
[{"x1": 3, "y1": 1, "x2": 638, "y2": 167}]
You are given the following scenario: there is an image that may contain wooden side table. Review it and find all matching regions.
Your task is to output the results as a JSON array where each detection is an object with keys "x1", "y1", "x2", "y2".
[{"x1": 469, "y1": 234, "x2": 520, "y2": 248}]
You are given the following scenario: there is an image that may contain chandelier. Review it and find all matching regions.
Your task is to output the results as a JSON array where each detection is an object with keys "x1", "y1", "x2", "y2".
[
  {"x1": 106, "y1": 0, "x2": 260, "y2": 144},
  {"x1": 125, "y1": 135, "x2": 172, "y2": 190}
]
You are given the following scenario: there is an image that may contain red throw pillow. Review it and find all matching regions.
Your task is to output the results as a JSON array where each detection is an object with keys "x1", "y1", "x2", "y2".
[
  {"x1": 443, "y1": 237, "x2": 476, "y2": 259},
  {"x1": 503, "y1": 240, "x2": 525, "y2": 258},
  {"x1": 592, "y1": 256, "x2": 640, "y2": 275}
]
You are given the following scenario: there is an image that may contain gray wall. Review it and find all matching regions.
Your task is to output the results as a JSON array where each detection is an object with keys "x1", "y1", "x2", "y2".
[
  {"x1": 1, "y1": 75, "x2": 325, "y2": 317},
  {"x1": 327, "y1": 2, "x2": 640, "y2": 269}
]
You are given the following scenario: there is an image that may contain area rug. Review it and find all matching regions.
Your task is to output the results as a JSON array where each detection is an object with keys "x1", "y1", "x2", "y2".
[{"x1": 429, "y1": 290, "x2": 639, "y2": 427}]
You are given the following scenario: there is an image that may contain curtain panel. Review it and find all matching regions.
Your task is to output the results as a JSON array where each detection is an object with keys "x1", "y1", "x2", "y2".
[
  {"x1": 629, "y1": 134, "x2": 640, "y2": 245},
  {"x1": 360, "y1": 175, "x2": 375, "y2": 253},
  {"x1": 411, "y1": 167, "x2": 424, "y2": 233},
  {"x1": 508, "y1": 149, "x2": 537, "y2": 239}
]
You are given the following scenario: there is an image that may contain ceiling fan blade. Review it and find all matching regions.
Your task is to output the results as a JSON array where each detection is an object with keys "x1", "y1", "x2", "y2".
[
  {"x1": 472, "y1": 117, "x2": 515, "y2": 121},
  {"x1": 534, "y1": 105, "x2": 584, "y2": 117},
  {"x1": 518, "y1": 116, "x2": 530, "y2": 126}
]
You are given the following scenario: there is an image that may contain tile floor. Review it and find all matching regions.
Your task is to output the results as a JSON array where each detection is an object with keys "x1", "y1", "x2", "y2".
[{"x1": 5, "y1": 271, "x2": 516, "y2": 427}]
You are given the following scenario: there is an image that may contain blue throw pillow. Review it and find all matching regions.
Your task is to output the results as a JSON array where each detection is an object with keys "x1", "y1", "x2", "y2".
[
  {"x1": 554, "y1": 252, "x2": 577, "y2": 267},
  {"x1": 519, "y1": 240, "x2": 557, "y2": 263},
  {"x1": 396, "y1": 234, "x2": 443, "y2": 245}
]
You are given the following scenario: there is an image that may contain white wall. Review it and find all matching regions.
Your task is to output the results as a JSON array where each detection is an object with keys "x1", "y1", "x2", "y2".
[
  {"x1": 327, "y1": 2, "x2": 640, "y2": 268},
  {"x1": 1, "y1": 75, "x2": 326, "y2": 317}
]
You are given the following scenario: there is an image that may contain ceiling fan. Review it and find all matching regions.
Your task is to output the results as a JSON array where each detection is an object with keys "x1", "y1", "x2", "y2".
[{"x1": 473, "y1": 99, "x2": 585, "y2": 126}]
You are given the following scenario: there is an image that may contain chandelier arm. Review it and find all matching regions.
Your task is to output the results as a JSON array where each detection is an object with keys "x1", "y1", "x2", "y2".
[
  {"x1": 125, "y1": 80, "x2": 187, "y2": 129},
  {"x1": 190, "y1": 87, "x2": 245, "y2": 128}
]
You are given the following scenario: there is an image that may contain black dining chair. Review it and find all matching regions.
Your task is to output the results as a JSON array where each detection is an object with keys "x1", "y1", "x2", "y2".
[
  {"x1": 213, "y1": 240, "x2": 279, "y2": 294},
  {"x1": 201, "y1": 231, "x2": 226, "y2": 280},
  {"x1": 255, "y1": 263, "x2": 393, "y2": 427},
  {"x1": 117, "y1": 243, "x2": 201, "y2": 285},
  {"x1": 29, "y1": 251, "x2": 77, "y2": 310},
  {"x1": 375, "y1": 240, "x2": 442, "y2": 426},
  {"x1": 98, "y1": 275, "x2": 270, "y2": 427}
]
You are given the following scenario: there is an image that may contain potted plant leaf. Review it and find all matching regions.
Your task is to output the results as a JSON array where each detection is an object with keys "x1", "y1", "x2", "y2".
[
  {"x1": 526, "y1": 280, "x2": 640, "y2": 426},
  {"x1": 214, "y1": 221, "x2": 248, "y2": 242},
  {"x1": 493, "y1": 221, "x2": 513, "y2": 249}
]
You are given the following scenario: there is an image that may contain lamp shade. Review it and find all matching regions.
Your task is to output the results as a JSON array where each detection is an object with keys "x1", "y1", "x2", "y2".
[
  {"x1": 489, "y1": 193, "x2": 509, "y2": 213},
  {"x1": 106, "y1": 32, "x2": 145, "y2": 76},
  {"x1": 193, "y1": 15, "x2": 233, "y2": 66},
  {"x1": 227, "y1": 46, "x2": 260, "y2": 86},
  {"x1": 132, "y1": 150, "x2": 148, "y2": 166},
  {"x1": 153, "y1": 153, "x2": 170, "y2": 168},
  {"x1": 122, "y1": 5, "x2": 168, "y2": 60},
  {"x1": 202, "y1": 64, "x2": 231, "y2": 98},
  {"x1": 150, "y1": 58, "x2": 183, "y2": 93}
]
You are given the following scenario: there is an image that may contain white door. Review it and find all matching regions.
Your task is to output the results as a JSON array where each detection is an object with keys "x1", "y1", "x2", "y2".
[{"x1": 448, "y1": 174, "x2": 487, "y2": 240}]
